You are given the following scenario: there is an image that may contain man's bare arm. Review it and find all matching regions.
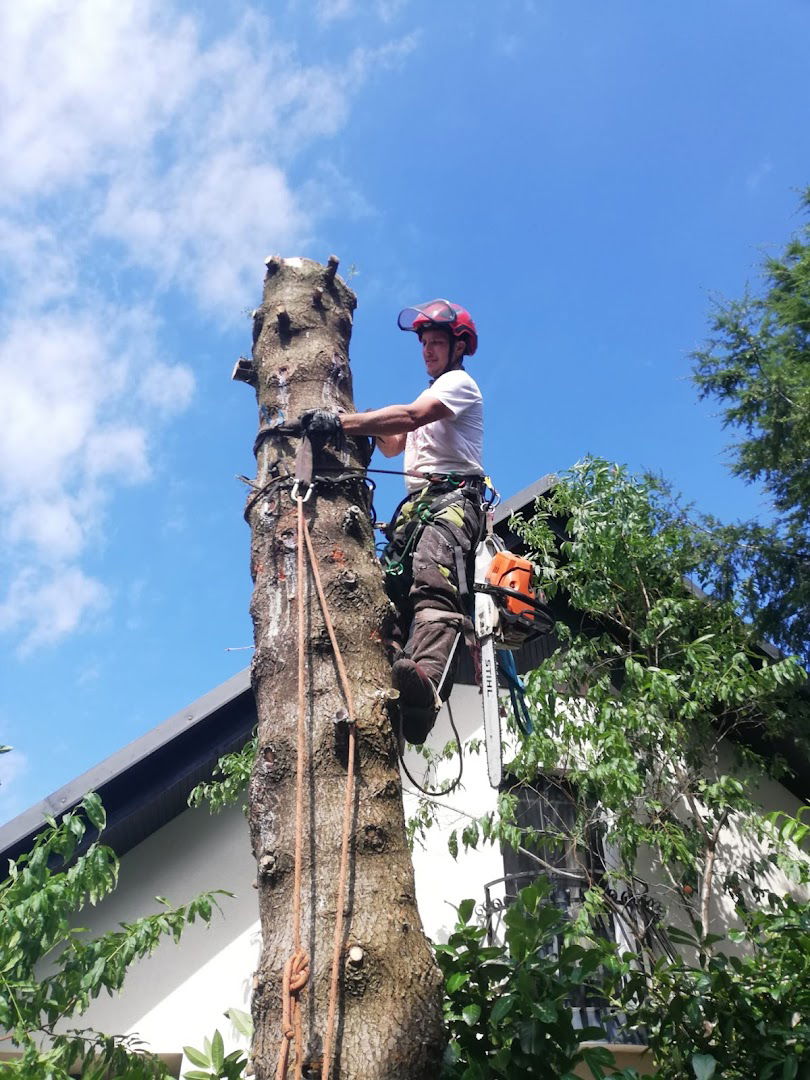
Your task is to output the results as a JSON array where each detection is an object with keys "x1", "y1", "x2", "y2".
[{"x1": 341, "y1": 395, "x2": 451, "y2": 458}]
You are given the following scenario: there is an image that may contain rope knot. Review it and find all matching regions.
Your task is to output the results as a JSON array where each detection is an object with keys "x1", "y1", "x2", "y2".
[
  {"x1": 277, "y1": 950, "x2": 311, "y2": 1078},
  {"x1": 289, "y1": 949, "x2": 310, "y2": 994}
]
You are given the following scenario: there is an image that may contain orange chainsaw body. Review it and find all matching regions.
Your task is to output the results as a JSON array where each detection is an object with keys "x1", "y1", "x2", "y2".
[{"x1": 485, "y1": 551, "x2": 535, "y2": 618}]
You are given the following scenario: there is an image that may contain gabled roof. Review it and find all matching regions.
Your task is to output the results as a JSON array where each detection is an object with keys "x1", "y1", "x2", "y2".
[
  {"x1": 0, "y1": 668, "x2": 256, "y2": 867},
  {"x1": 0, "y1": 477, "x2": 557, "y2": 868}
]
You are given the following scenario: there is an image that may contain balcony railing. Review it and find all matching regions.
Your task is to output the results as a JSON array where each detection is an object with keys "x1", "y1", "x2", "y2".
[{"x1": 477, "y1": 871, "x2": 658, "y2": 1046}]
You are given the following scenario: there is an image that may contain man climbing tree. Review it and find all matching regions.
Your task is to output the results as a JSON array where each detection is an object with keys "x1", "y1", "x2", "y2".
[{"x1": 298, "y1": 299, "x2": 487, "y2": 744}]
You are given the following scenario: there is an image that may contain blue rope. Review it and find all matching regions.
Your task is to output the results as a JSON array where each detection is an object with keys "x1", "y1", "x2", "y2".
[{"x1": 497, "y1": 650, "x2": 534, "y2": 736}]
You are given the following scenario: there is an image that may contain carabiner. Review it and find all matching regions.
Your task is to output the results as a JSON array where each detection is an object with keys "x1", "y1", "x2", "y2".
[{"x1": 290, "y1": 480, "x2": 314, "y2": 503}]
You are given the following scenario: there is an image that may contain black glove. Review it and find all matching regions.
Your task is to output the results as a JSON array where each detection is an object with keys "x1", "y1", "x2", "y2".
[{"x1": 298, "y1": 409, "x2": 343, "y2": 443}]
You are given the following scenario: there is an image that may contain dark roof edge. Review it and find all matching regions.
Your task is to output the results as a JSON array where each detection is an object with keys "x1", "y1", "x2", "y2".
[
  {"x1": 0, "y1": 667, "x2": 252, "y2": 854},
  {"x1": 493, "y1": 474, "x2": 557, "y2": 525}
]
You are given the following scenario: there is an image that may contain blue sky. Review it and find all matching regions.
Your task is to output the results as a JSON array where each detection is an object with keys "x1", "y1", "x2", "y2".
[{"x1": 1, "y1": 0, "x2": 809, "y2": 822}]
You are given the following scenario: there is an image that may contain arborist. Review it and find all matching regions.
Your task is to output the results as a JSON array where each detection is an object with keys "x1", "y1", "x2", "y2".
[{"x1": 298, "y1": 299, "x2": 486, "y2": 745}]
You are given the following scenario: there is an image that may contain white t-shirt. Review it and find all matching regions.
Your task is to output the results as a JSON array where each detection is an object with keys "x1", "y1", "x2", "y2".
[{"x1": 404, "y1": 368, "x2": 484, "y2": 491}]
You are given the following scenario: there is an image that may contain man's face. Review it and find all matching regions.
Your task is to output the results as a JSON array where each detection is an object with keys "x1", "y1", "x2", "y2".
[{"x1": 421, "y1": 328, "x2": 457, "y2": 379}]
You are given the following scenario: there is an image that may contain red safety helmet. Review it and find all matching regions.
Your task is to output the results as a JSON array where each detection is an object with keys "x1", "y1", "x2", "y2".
[{"x1": 397, "y1": 298, "x2": 478, "y2": 356}]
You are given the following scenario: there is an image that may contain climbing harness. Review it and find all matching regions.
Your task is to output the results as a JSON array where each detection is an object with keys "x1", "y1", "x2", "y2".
[
  {"x1": 250, "y1": 424, "x2": 547, "y2": 909},
  {"x1": 375, "y1": 472, "x2": 550, "y2": 793}
]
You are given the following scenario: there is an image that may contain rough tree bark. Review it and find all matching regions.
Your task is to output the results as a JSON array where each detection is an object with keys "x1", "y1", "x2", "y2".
[{"x1": 242, "y1": 256, "x2": 444, "y2": 1079}]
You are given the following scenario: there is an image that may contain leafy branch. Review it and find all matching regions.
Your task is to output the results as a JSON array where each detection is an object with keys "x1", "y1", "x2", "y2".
[{"x1": 0, "y1": 795, "x2": 230, "y2": 1079}]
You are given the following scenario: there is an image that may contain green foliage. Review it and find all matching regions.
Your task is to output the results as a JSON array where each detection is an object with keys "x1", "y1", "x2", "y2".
[
  {"x1": 182, "y1": 1010, "x2": 252, "y2": 1079},
  {"x1": 621, "y1": 895, "x2": 810, "y2": 1078},
  {"x1": 691, "y1": 186, "x2": 810, "y2": 662},
  {"x1": 183, "y1": 1027, "x2": 249, "y2": 1080},
  {"x1": 508, "y1": 459, "x2": 809, "y2": 924},
  {"x1": 427, "y1": 459, "x2": 810, "y2": 1077},
  {"x1": 436, "y1": 881, "x2": 623, "y2": 1080},
  {"x1": 0, "y1": 794, "x2": 228, "y2": 1079},
  {"x1": 188, "y1": 735, "x2": 256, "y2": 814},
  {"x1": 766, "y1": 804, "x2": 810, "y2": 852}
]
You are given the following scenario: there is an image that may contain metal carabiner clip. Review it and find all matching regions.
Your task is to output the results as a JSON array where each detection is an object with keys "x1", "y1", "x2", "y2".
[{"x1": 290, "y1": 480, "x2": 314, "y2": 503}]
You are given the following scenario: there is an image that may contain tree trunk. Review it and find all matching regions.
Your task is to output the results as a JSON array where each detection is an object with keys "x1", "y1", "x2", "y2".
[{"x1": 244, "y1": 256, "x2": 444, "y2": 1080}]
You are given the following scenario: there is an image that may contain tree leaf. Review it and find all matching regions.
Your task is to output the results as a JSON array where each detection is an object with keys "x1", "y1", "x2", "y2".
[
  {"x1": 456, "y1": 898, "x2": 475, "y2": 925},
  {"x1": 692, "y1": 1054, "x2": 718, "y2": 1080},
  {"x1": 490, "y1": 994, "x2": 513, "y2": 1023},
  {"x1": 782, "y1": 1056, "x2": 798, "y2": 1080},
  {"x1": 210, "y1": 1029, "x2": 225, "y2": 1072},
  {"x1": 226, "y1": 1007, "x2": 253, "y2": 1039},
  {"x1": 82, "y1": 792, "x2": 106, "y2": 832},
  {"x1": 183, "y1": 1045, "x2": 211, "y2": 1069},
  {"x1": 446, "y1": 972, "x2": 471, "y2": 994},
  {"x1": 461, "y1": 1003, "x2": 481, "y2": 1026}
]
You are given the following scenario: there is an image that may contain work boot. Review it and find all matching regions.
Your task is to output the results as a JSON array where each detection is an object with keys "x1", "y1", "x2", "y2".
[{"x1": 392, "y1": 658, "x2": 441, "y2": 745}]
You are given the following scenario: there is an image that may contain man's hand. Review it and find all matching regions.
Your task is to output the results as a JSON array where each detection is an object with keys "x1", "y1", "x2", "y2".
[{"x1": 298, "y1": 408, "x2": 343, "y2": 444}]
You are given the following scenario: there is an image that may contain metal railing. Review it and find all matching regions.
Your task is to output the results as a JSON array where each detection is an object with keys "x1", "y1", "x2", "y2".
[{"x1": 477, "y1": 871, "x2": 657, "y2": 1046}]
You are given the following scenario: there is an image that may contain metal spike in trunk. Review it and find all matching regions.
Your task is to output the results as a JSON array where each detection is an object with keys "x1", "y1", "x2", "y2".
[{"x1": 241, "y1": 256, "x2": 444, "y2": 1079}]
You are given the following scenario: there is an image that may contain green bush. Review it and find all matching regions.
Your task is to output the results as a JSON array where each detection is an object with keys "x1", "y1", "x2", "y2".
[{"x1": 435, "y1": 880, "x2": 627, "y2": 1080}]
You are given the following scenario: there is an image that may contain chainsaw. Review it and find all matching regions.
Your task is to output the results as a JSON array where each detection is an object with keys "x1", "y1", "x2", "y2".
[{"x1": 473, "y1": 526, "x2": 552, "y2": 788}]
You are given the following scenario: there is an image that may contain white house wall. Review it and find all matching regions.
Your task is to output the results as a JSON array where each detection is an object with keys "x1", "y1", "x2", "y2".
[
  {"x1": 64, "y1": 801, "x2": 260, "y2": 1071},
  {"x1": 404, "y1": 682, "x2": 504, "y2": 944}
]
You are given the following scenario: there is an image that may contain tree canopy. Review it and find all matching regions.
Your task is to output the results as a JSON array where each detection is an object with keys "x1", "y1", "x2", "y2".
[
  {"x1": 426, "y1": 458, "x2": 810, "y2": 1079},
  {"x1": 692, "y1": 187, "x2": 810, "y2": 662}
]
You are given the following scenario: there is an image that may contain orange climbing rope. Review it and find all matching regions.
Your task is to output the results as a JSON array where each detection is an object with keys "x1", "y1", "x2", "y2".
[
  {"x1": 276, "y1": 488, "x2": 358, "y2": 1080},
  {"x1": 276, "y1": 494, "x2": 311, "y2": 1080}
]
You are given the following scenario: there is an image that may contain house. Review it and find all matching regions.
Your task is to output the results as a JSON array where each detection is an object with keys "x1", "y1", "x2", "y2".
[{"x1": 1, "y1": 476, "x2": 807, "y2": 1077}]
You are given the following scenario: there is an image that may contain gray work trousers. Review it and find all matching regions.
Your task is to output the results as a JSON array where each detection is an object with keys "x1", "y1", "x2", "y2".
[{"x1": 383, "y1": 484, "x2": 484, "y2": 696}]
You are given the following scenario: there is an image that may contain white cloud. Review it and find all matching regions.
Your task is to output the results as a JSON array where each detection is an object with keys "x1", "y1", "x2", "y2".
[
  {"x1": 0, "y1": 567, "x2": 110, "y2": 654},
  {"x1": 316, "y1": 0, "x2": 354, "y2": 20},
  {"x1": 1, "y1": 2, "x2": 416, "y2": 314},
  {"x1": 0, "y1": 747, "x2": 30, "y2": 826},
  {"x1": 0, "y1": 218, "x2": 77, "y2": 303},
  {"x1": 101, "y1": 153, "x2": 310, "y2": 311},
  {"x1": 84, "y1": 427, "x2": 151, "y2": 482},
  {"x1": 315, "y1": 0, "x2": 408, "y2": 23},
  {"x1": 0, "y1": 303, "x2": 186, "y2": 642},
  {"x1": 6, "y1": 496, "x2": 87, "y2": 562},
  {"x1": 0, "y1": 1, "x2": 197, "y2": 200},
  {"x1": 0, "y1": 1, "x2": 417, "y2": 649},
  {"x1": 138, "y1": 363, "x2": 196, "y2": 415},
  {"x1": 0, "y1": 313, "x2": 110, "y2": 494},
  {"x1": 746, "y1": 157, "x2": 773, "y2": 194}
]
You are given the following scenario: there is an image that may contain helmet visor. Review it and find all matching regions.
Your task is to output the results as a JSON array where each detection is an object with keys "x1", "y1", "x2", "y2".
[{"x1": 397, "y1": 300, "x2": 457, "y2": 332}]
